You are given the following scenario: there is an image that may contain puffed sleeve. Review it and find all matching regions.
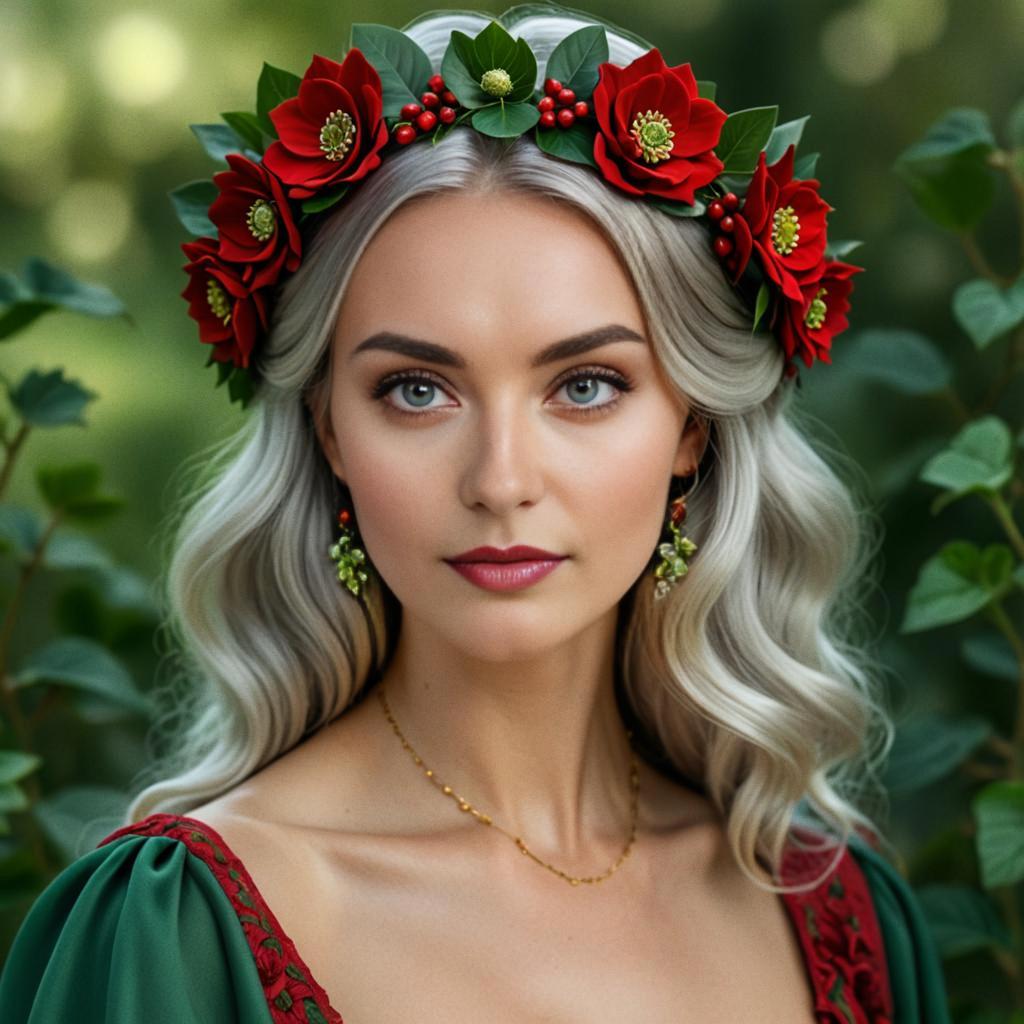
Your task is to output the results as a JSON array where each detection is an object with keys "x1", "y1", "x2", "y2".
[
  {"x1": 0, "y1": 833, "x2": 274, "y2": 1023},
  {"x1": 849, "y1": 836, "x2": 953, "y2": 1024}
]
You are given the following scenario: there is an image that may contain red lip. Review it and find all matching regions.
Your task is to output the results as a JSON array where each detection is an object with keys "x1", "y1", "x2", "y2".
[{"x1": 446, "y1": 545, "x2": 566, "y2": 564}]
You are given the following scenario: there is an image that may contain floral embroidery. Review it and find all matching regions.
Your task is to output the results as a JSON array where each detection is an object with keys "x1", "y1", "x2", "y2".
[
  {"x1": 97, "y1": 813, "x2": 343, "y2": 1024},
  {"x1": 778, "y1": 826, "x2": 895, "y2": 1023}
]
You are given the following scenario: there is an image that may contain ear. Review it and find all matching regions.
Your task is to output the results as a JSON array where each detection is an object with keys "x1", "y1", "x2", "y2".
[
  {"x1": 307, "y1": 394, "x2": 347, "y2": 483},
  {"x1": 672, "y1": 411, "x2": 709, "y2": 477}
]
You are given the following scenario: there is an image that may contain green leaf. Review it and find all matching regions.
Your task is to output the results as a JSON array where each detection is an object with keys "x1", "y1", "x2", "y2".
[
  {"x1": 226, "y1": 366, "x2": 257, "y2": 410},
  {"x1": 473, "y1": 22, "x2": 537, "y2": 103},
  {"x1": 916, "y1": 883, "x2": 1013, "y2": 957},
  {"x1": 169, "y1": 180, "x2": 218, "y2": 237},
  {"x1": 894, "y1": 144, "x2": 995, "y2": 231},
  {"x1": 36, "y1": 462, "x2": 102, "y2": 510},
  {"x1": 973, "y1": 781, "x2": 1024, "y2": 888},
  {"x1": 647, "y1": 197, "x2": 707, "y2": 219},
  {"x1": 220, "y1": 111, "x2": 269, "y2": 154},
  {"x1": 793, "y1": 151, "x2": 819, "y2": 179},
  {"x1": 0, "y1": 783, "x2": 29, "y2": 815},
  {"x1": 752, "y1": 281, "x2": 771, "y2": 333},
  {"x1": 764, "y1": 116, "x2": 810, "y2": 166},
  {"x1": 256, "y1": 62, "x2": 301, "y2": 135},
  {"x1": 824, "y1": 239, "x2": 863, "y2": 260},
  {"x1": 189, "y1": 123, "x2": 252, "y2": 163},
  {"x1": 441, "y1": 32, "x2": 489, "y2": 109},
  {"x1": 919, "y1": 416, "x2": 1013, "y2": 507},
  {"x1": 300, "y1": 185, "x2": 349, "y2": 216},
  {"x1": 696, "y1": 80, "x2": 716, "y2": 102},
  {"x1": 43, "y1": 530, "x2": 115, "y2": 572},
  {"x1": 952, "y1": 276, "x2": 1024, "y2": 349},
  {"x1": 8, "y1": 368, "x2": 99, "y2": 427},
  {"x1": 881, "y1": 711, "x2": 991, "y2": 794},
  {"x1": 897, "y1": 107, "x2": 996, "y2": 163},
  {"x1": 715, "y1": 106, "x2": 778, "y2": 174},
  {"x1": 543, "y1": 24, "x2": 608, "y2": 99},
  {"x1": 838, "y1": 328, "x2": 951, "y2": 394},
  {"x1": 961, "y1": 632, "x2": 1019, "y2": 683},
  {"x1": 10, "y1": 636, "x2": 152, "y2": 715},
  {"x1": 0, "y1": 301, "x2": 52, "y2": 341},
  {"x1": 0, "y1": 751, "x2": 42, "y2": 785},
  {"x1": 471, "y1": 101, "x2": 540, "y2": 139},
  {"x1": 533, "y1": 120, "x2": 598, "y2": 167},
  {"x1": 33, "y1": 785, "x2": 131, "y2": 861},
  {"x1": 0, "y1": 504, "x2": 42, "y2": 558},
  {"x1": 900, "y1": 541, "x2": 999, "y2": 632},
  {"x1": 351, "y1": 24, "x2": 433, "y2": 117}
]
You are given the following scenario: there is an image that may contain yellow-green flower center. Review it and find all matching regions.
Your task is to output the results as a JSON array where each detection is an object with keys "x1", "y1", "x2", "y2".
[
  {"x1": 206, "y1": 279, "x2": 231, "y2": 325},
  {"x1": 246, "y1": 199, "x2": 276, "y2": 242},
  {"x1": 320, "y1": 109, "x2": 356, "y2": 161},
  {"x1": 804, "y1": 286, "x2": 828, "y2": 329},
  {"x1": 772, "y1": 205, "x2": 800, "y2": 255},
  {"x1": 630, "y1": 110, "x2": 674, "y2": 163},
  {"x1": 480, "y1": 68, "x2": 513, "y2": 97}
]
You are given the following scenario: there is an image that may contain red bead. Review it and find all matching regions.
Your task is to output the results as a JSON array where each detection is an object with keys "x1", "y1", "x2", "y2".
[
  {"x1": 537, "y1": 95, "x2": 555, "y2": 112},
  {"x1": 556, "y1": 87, "x2": 576, "y2": 106},
  {"x1": 428, "y1": 73, "x2": 445, "y2": 93},
  {"x1": 441, "y1": 90, "x2": 458, "y2": 106},
  {"x1": 415, "y1": 110, "x2": 437, "y2": 132},
  {"x1": 420, "y1": 91, "x2": 439, "y2": 109},
  {"x1": 556, "y1": 107, "x2": 575, "y2": 128},
  {"x1": 573, "y1": 100, "x2": 588, "y2": 117},
  {"x1": 544, "y1": 77, "x2": 562, "y2": 96},
  {"x1": 722, "y1": 192, "x2": 739, "y2": 211},
  {"x1": 394, "y1": 124, "x2": 417, "y2": 145},
  {"x1": 671, "y1": 499, "x2": 687, "y2": 524},
  {"x1": 719, "y1": 215, "x2": 734, "y2": 233},
  {"x1": 400, "y1": 102, "x2": 422, "y2": 120},
  {"x1": 707, "y1": 200, "x2": 725, "y2": 221},
  {"x1": 713, "y1": 235, "x2": 733, "y2": 257},
  {"x1": 338, "y1": 508, "x2": 351, "y2": 525},
  {"x1": 539, "y1": 110, "x2": 557, "y2": 129},
  {"x1": 438, "y1": 105, "x2": 457, "y2": 125}
]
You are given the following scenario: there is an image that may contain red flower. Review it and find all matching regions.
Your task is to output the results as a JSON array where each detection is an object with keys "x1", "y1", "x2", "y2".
[
  {"x1": 775, "y1": 258, "x2": 863, "y2": 369},
  {"x1": 180, "y1": 236, "x2": 270, "y2": 369},
  {"x1": 729, "y1": 144, "x2": 831, "y2": 300},
  {"x1": 209, "y1": 153, "x2": 302, "y2": 289},
  {"x1": 261, "y1": 49, "x2": 390, "y2": 201},
  {"x1": 591, "y1": 48, "x2": 728, "y2": 204}
]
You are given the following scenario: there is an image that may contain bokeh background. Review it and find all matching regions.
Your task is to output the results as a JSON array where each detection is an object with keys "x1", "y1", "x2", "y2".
[{"x1": 3, "y1": 0, "x2": 1023, "y2": 1012}]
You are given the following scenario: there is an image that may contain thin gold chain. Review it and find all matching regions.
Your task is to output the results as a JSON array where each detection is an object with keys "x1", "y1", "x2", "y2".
[{"x1": 376, "y1": 681, "x2": 640, "y2": 886}]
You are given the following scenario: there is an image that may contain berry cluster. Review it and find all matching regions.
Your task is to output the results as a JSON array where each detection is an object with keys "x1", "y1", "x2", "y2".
[
  {"x1": 536, "y1": 76, "x2": 590, "y2": 129},
  {"x1": 393, "y1": 74, "x2": 461, "y2": 145},
  {"x1": 707, "y1": 191, "x2": 741, "y2": 275}
]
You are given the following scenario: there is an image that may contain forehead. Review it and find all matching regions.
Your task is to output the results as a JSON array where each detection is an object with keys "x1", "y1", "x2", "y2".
[{"x1": 334, "y1": 191, "x2": 646, "y2": 352}]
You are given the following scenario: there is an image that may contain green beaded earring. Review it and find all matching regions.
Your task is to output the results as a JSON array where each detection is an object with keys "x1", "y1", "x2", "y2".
[
  {"x1": 653, "y1": 478, "x2": 698, "y2": 600},
  {"x1": 329, "y1": 505, "x2": 370, "y2": 599}
]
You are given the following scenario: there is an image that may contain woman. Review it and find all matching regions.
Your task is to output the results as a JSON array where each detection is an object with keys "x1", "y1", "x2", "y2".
[{"x1": 0, "y1": 5, "x2": 950, "y2": 1022}]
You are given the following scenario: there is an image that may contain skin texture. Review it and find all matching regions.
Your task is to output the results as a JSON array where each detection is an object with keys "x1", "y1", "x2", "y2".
[{"x1": 187, "y1": 192, "x2": 819, "y2": 1023}]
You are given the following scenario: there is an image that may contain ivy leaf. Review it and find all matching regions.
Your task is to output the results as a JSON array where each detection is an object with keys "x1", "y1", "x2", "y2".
[
  {"x1": 837, "y1": 328, "x2": 951, "y2": 395},
  {"x1": 8, "y1": 368, "x2": 99, "y2": 427},
  {"x1": 973, "y1": 781, "x2": 1024, "y2": 888},
  {"x1": 897, "y1": 107, "x2": 996, "y2": 162},
  {"x1": 952, "y1": 276, "x2": 1024, "y2": 349},
  {"x1": 919, "y1": 416, "x2": 1013, "y2": 511}
]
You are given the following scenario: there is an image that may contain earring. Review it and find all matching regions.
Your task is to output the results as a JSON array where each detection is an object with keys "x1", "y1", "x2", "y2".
[
  {"x1": 329, "y1": 505, "x2": 370, "y2": 599},
  {"x1": 653, "y1": 475, "x2": 698, "y2": 600}
]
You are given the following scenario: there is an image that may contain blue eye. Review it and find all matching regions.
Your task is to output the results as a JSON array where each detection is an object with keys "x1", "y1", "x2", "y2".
[{"x1": 370, "y1": 367, "x2": 635, "y2": 419}]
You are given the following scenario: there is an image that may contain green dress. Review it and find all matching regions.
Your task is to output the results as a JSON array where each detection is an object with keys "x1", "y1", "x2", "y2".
[{"x1": 0, "y1": 813, "x2": 950, "y2": 1023}]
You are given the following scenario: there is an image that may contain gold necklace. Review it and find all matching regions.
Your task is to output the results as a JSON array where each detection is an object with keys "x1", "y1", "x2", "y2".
[{"x1": 376, "y1": 680, "x2": 640, "y2": 886}]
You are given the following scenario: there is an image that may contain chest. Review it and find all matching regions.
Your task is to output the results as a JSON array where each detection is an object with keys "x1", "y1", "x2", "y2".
[{"x1": 267, "y1": 837, "x2": 820, "y2": 1024}]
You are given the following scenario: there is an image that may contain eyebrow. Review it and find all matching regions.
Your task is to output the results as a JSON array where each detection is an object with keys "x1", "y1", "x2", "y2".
[{"x1": 349, "y1": 323, "x2": 647, "y2": 369}]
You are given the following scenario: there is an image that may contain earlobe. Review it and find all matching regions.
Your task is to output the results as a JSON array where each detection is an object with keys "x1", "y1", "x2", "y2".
[
  {"x1": 673, "y1": 412, "x2": 709, "y2": 478},
  {"x1": 309, "y1": 402, "x2": 347, "y2": 482}
]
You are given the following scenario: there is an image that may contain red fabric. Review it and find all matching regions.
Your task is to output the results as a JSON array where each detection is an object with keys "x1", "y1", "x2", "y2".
[{"x1": 99, "y1": 814, "x2": 893, "y2": 1024}]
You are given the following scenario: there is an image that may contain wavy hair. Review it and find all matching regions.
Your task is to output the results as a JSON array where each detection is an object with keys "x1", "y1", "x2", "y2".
[{"x1": 125, "y1": 6, "x2": 896, "y2": 892}]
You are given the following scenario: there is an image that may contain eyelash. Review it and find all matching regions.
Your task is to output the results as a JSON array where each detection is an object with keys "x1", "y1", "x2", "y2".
[{"x1": 369, "y1": 365, "x2": 637, "y2": 420}]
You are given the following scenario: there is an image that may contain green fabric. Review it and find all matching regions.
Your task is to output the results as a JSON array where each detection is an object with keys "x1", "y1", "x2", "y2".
[
  {"x1": 0, "y1": 833, "x2": 273, "y2": 1023},
  {"x1": 848, "y1": 835, "x2": 953, "y2": 1024}
]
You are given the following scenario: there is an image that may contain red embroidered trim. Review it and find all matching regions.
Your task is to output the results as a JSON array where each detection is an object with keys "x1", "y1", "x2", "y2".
[
  {"x1": 98, "y1": 813, "x2": 343, "y2": 1024},
  {"x1": 778, "y1": 826, "x2": 895, "y2": 1024}
]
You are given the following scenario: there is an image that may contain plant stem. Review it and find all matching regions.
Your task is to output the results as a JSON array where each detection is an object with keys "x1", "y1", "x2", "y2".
[
  {"x1": 958, "y1": 229, "x2": 1014, "y2": 288},
  {"x1": 989, "y1": 493, "x2": 1024, "y2": 562},
  {"x1": 0, "y1": 419, "x2": 30, "y2": 502}
]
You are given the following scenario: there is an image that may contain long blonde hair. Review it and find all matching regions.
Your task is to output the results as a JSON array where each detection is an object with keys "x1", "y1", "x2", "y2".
[{"x1": 125, "y1": 6, "x2": 894, "y2": 892}]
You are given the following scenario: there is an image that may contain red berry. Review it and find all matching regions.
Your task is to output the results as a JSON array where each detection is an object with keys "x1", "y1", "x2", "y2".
[
  {"x1": 394, "y1": 124, "x2": 417, "y2": 145},
  {"x1": 544, "y1": 77, "x2": 562, "y2": 96},
  {"x1": 719, "y1": 215, "x2": 734, "y2": 233},
  {"x1": 556, "y1": 87, "x2": 575, "y2": 106},
  {"x1": 722, "y1": 192, "x2": 739, "y2": 211},
  {"x1": 707, "y1": 200, "x2": 725, "y2": 221},
  {"x1": 415, "y1": 110, "x2": 437, "y2": 132},
  {"x1": 713, "y1": 236, "x2": 733, "y2": 257},
  {"x1": 420, "y1": 91, "x2": 439, "y2": 109},
  {"x1": 538, "y1": 95, "x2": 555, "y2": 112},
  {"x1": 338, "y1": 508, "x2": 351, "y2": 525},
  {"x1": 400, "y1": 102, "x2": 423, "y2": 120},
  {"x1": 573, "y1": 100, "x2": 588, "y2": 117},
  {"x1": 441, "y1": 90, "x2": 458, "y2": 106},
  {"x1": 438, "y1": 105, "x2": 457, "y2": 125},
  {"x1": 428, "y1": 73, "x2": 445, "y2": 93},
  {"x1": 556, "y1": 108, "x2": 575, "y2": 128},
  {"x1": 539, "y1": 110, "x2": 557, "y2": 129}
]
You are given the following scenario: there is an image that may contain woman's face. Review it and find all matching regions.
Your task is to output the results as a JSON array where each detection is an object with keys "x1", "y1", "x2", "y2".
[{"x1": 314, "y1": 190, "x2": 705, "y2": 659}]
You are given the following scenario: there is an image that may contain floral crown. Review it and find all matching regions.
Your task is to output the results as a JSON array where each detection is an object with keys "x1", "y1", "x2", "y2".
[{"x1": 174, "y1": 5, "x2": 864, "y2": 410}]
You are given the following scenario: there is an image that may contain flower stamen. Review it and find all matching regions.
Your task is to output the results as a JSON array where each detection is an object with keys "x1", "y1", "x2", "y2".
[
  {"x1": 804, "y1": 287, "x2": 828, "y2": 329},
  {"x1": 772, "y1": 205, "x2": 800, "y2": 255},
  {"x1": 246, "y1": 199, "x2": 276, "y2": 241},
  {"x1": 206, "y1": 279, "x2": 231, "y2": 325},
  {"x1": 320, "y1": 110, "x2": 356, "y2": 161},
  {"x1": 480, "y1": 68, "x2": 513, "y2": 97},
  {"x1": 630, "y1": 110, "x2": 674, "y2": 163}
]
